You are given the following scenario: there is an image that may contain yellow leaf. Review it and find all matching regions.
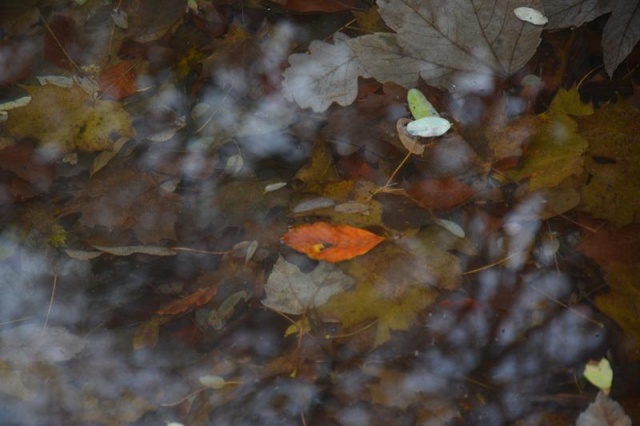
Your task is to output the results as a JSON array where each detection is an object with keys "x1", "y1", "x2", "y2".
[{"x1": 5, "y1": 84, "x2": 133, "y2": 154}]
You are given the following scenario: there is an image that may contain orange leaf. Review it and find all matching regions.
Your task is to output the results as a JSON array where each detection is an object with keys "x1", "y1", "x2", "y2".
[
  {"x1": 282, "y1": 222, "x2": 384, "y2": 262},
  {"x1": 156, "y1": 285, "x2": 219, "y2": 316}
]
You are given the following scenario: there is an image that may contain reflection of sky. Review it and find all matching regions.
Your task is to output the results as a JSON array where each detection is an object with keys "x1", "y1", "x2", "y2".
[{"x1": 0, "y1": 11, "x2": 619, "y2": 426}]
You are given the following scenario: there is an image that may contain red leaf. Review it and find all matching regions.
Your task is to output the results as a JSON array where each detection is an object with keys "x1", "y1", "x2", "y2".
[
  {"x1": 156, "y1": 285, "x2": 219, "y2": 316},
  {"x1": 407, "y1": 178, "x2": 474, "y2": 211},
  {"x1": 282, "y1": 222, "x2": 384, "y2": 262},
  {"x1": 99, "y1": 61, "x2": 137, "y2": 100}
]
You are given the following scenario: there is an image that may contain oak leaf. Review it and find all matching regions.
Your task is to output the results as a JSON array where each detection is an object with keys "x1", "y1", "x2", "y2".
[{"x1": 282, "y1": 222, "x2": 385, "y2": 262}]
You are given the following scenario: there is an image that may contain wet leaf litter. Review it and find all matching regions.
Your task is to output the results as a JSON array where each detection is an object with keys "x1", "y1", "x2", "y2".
[{"x1": 0, "y1": 0, "x2": 639, "y2": 424}]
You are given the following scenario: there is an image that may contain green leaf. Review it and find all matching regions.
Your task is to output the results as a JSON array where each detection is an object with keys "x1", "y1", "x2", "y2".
[{"x1": 583, "y1": 358, "x2": 613, "y2": 392}]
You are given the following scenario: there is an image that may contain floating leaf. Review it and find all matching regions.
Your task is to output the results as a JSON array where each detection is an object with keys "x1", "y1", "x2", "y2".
[
  {"x1": 406, "y1": 116, "x2": 451, "y2": 137},
  {"x1": 283, "y1": 0, "x2": 544, "y2": 110},
  {"x1": 407, "y1": 88, "x2": 439, "y2": 119},
  {"x1": 575, "y1": 391, "x2": 632, "y2": 426},
  {"x1": 282, "y1": 32, "x2": 367, "y2": 112},
  {"x1": 282, "y1": 222, "x2": 385, "y2": 262},
  {"x1": 583, "y1": 358, "x2": 613, "y2": 393},
  {"x1": 263, "y1": 256, "x2": 355, "y2": 315},
  {"x1": 513, "y1": 7, "x2": 548, "y2": 25}
]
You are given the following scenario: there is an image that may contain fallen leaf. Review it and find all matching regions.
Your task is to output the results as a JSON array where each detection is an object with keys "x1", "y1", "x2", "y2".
[
  {"x1": 91, "y1": 245, "x2": 177, "y2": 256},
  {"x1": 507, "y1": 87, "x2": 593, "y2": 190},
  {"x1": 282, "y1": 32, "x2": 367, "y2": 111},
  {"x1": 4, "y1": 84, "x2": 133, "y2": 154},
  {"x1": 543, "y1": 0, "x2": 612, "y2": 29},
  {"x1": 406, "y1": 178, "x2": 474, "y2": 210},
  {"x1": 596, "y1": 262, "x2": 640, "y2": 361},
  {"x1": 575, "y1": 391, "x2": 632, "y2": 426},
  {"x1": 263, "y1": 256, "x2": 355, "y2": 315},
  {"x1": 576, "y1": 221, "x2": 640, "y2": 268},
  {"x1": 277, "y1": 0, "x2": 357, "y2": 13},
  {"x1": 320, "y1": 281, "x2": 437, "y2": 347},
  {"x1": 0, "y1": 143, "x2": 53, "y2": 192},
  {"x1": 282, "y1": 222, "x2": 385, "y2": 262},
  {"x1": 157, "y1": 285, "x2": 220, "y2": 316},
  {"x1": 283, "y1": 0, "x2": 544, "y2": 110},
  {"x1": 576, "y1": 101, "x2": 640, "y2": 227},
  {"x1": 66, "y1": 168, "x2": 180, "y2": 244},
  {"x1": 98, "y1": 60, "x2": 137, "y2": 100},
  {"x1": 0, "y1": 325, "x2": 87, "y2": 364}
]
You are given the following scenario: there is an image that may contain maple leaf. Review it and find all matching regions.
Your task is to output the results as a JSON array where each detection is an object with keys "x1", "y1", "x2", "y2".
[
  {"x1": 320, "y1": 281, "x2": 437, "y2": 347},
  {"x1": 596, "y1": 262, "x2": 640, "y2": 362},
  {"x1": 283, "y1": 0, "x2": 543, "y2": 111},
  {"x1": 282, "y1": 222, "x2": 385, "y2": 262},
  {"x1": 263, "y1": 256, "x2": 355, "y2": 315},
  {"x1": 4, "y1": 84, "x2": 133, "y2": 155},
  {"x1": 576, "y1": 100, "x2": 640, "y2": 227},
  {"x1": 506, "y1": 88, "x2": 593, "y2": 190},
  {"x1": 543, "y1": 0, "x2": 639, "y2": 77}
]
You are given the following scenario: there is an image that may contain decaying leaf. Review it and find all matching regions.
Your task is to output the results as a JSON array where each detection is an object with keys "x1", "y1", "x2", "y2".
[
  {"x1": 282, "y1": 32, "x2": 367, "y2": 112},
  {"x1": 575, "y1": 391, "x2": 632, "y2": 426},
  {"x1": 0, "y1": 325, "x2": 87, "y2": 364},
  {"x1": 507, "y1": 88, "x2": 593, "y2": 191},
  {"x1": 320, "y1": 281, "x2": 437, "y2": 348},
  {"x1": 282, "y1": 222, "x2": 385, "y2": 262},
  {"x1": 4, "y1": 84, "x2": 133, "y2": 154},
  {"x1": 576, "y1": 101, "x2": 640, "y2": 227},
  {"x1": 283, "y1": 0, "x2": 543, "y2": 110},
  {"x1": 66, "y1": 168, "x2": 180, "y2": 244},
  {"x1": 406, "y1": 178, "x2": 474, "y2": 210},
  {"x1": 596, "y1": 262, "x2": 640, "y2": 361},
  {"x1": 263, "y1": 256, "x2": 355, "y2": 315},
  {"x1": 157, "y1": 285, "x2": 220, "y2": 316}
]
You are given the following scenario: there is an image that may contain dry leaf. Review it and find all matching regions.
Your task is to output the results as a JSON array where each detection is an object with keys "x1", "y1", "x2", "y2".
[
  {"x1": 263, "y1": 256, "x2": 355, "y2": 314},
  {"x1": 282, "y1": 222, "x2": 385, "y2": 262}
]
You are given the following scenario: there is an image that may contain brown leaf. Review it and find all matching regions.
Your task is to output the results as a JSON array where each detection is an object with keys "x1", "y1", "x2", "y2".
[
  {"x1": 157, "y1": 285, "x2": 219, "y2": 316},
  {"x1": 407, "y1": 178, "x2": 474, "y2": 210},
  {"x1": 277, "y1": 0, "x2": 357, "y2": 13},
  {"x1": 0, "y1": 143, "x2": 53, "y2": 192},
  {"x1": 99, "y1": 60, "x2": 137, "y2": 100},
  {"x1": 576, "y1": 219, "x2": 640, "y2": 268},
  {"x1": 282, "y1": 222, "x2": 385, "y2": 262}
]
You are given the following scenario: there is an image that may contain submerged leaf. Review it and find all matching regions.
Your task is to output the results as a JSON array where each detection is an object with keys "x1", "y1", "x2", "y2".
[
  {"x1": 263, "y1": 256, "x2": 355, "y2": 315},
  {"x1": 575, "y1": 391, "x2": 632, "y2": 426},
  {"x1": 4, "y1": 84, "x2": 133, "y2": 154},
  {"x1": 282, "y1": 222, "x2": 385, "y2": 262}
]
